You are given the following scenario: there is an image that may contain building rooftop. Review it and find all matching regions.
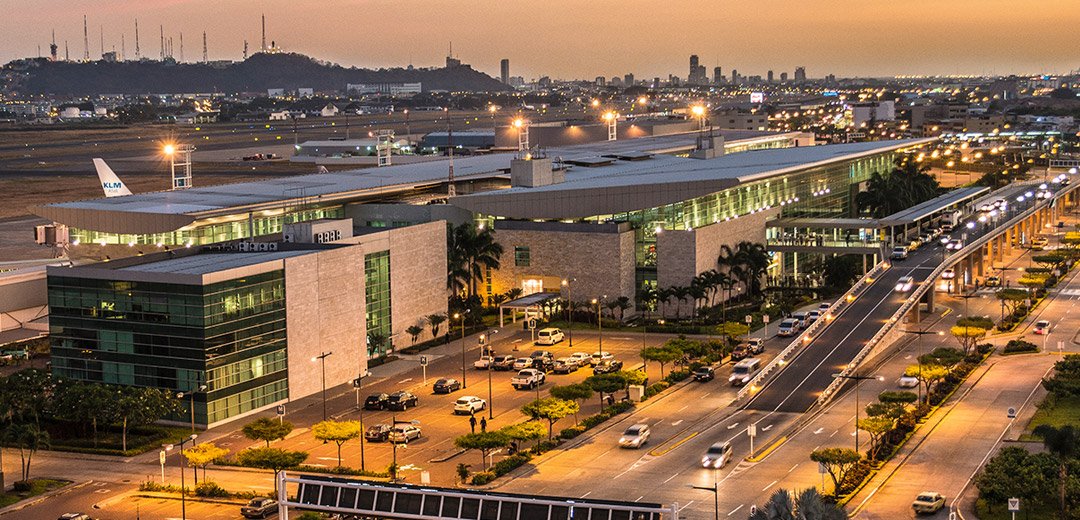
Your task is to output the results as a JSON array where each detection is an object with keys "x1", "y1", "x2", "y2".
[{"x1": 114, "y1": 250, "x2": 311, "y2": 275}]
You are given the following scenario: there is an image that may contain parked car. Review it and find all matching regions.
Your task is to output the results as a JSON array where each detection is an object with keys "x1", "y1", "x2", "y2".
[
  {"x1": 734, "y1": 338, "x2": 766, "y2": 360},
  {"x1": 746, "y1": 337, "x2": 766, "y2": 354},
  {"x1": 530, "y1": 350, "x2": 554, "y2": 361},
  {"x1": 241, "y1": 498, "x2": 278, "y2": 519},
  {"x1": 806, "y1": 310, "x2": 821, "y2": 324},
  {"x1": 911, "y1": 492, "x2": 946, "y2": 514},
  {"x1": 552, "y1": 358, "x2": 579, "y2": 374},
  {"x1": 364, "y1": 393, "x2": 389, "y2": 410},
  {"x1": 618, "y1": 424, "x2": 651, "y2": 448},
  {"x1": 531, "y1": 357, "x2": 555, "y2": 372},
  {"x1": 474, "y1": 356, "x2": 495, "y2": 369},
  {"x1": 891, "y1": 246, "x2": 909, "y2": 260},
  {"x1": 388, "y1": 424, "x2": 422, "y2": 443},
  {"x1": 512, "y1": 357, "x2": 534, "y2": 370},
  {"x1": 693, "y1": 366, "x2": 715, "y2": 382},
  {"x1": 492, "y1": 355, "x2": 517, "y2": 371},
  {"x1": 895, "y1": 276, "x2": 915, "y2": 292},
  {"x1": 729, "y1": 358, "x2": 762, "y2": 386},
  {"x1": 898, "y1": 376, "x2": 919, "y2": 389},
  {"x1": 777, "y1": 318, "x2": 801, "y2": 337},
  {"x1": 433, "y1": 378, "x2": 462, "y2": 394},
  {"x1": 385, "y1": 391, "x2": 419, "y2": 411},
  {"x1": 58, "y1": 515, "x2": 93, "y2": 520},
  {"x1": 590, "y1": 351, "x2": 615, "y2": 366},
  {"x1": 364, "y1": 424, "x2": 392, "y2": 442},
  {"x1": 791, "y1": 311, "x2": 809, "y2": 328},
  {"x1": 534, "y1": 328, "x2": 565, "y2": 345},
  {"x1": 1034, "y1": 320, "x2": 1052, "y2": 335},
  {"x1": 453, "y1": 396, "x2": 486, "y2": 414},
  {"x1": 593, "y1": 359, "x2": 624, "y2": 374},
  {"x1": 569, "y1": 352, "x2": 591, "y2": 365},
  {"x1": 511, "y1": 369, "x2": 546, "y2": 390},
  {"x1": 701, "y1": 442, "x2": 734, "y2": 468}
]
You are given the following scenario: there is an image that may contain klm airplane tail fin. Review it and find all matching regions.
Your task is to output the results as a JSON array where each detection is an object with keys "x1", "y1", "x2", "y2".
[{"x1": 93, "y1": 159, "x2": 133, "y2": 197}]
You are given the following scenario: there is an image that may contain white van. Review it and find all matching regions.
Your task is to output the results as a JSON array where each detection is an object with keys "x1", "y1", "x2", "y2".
[
  {"x1": 777, "y1": 318, "x2": 801, "y2": 337},
  {"x1": 535, "y1": 328, "x2": 565, "y2": 345},
  {"x1": 729, "y1": 358, "x2": 762, "y2": 386}
]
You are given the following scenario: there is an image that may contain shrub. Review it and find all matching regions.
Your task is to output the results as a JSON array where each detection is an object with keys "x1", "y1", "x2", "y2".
[
  {"x1": 608, "y1": 400, "x2": 634, "y2": 414},
  {"x1": 559, "y1": 426, "x2": 585, "y2": 439},
  {"x1": 12, "y1": 480, "x2": 32, "y2": 492},
  {"x1": 491, "y1": 453, "x2": 532, "y2": 476},
  {"x1": 470, "y1": 472, "x2": 496, "y2": 485},
  {"x1": 665, "y1": 369, "x2": 691, "y2": 383},
  {"x1": 194, "y1": 481, "x2": 229, "y2": 498},
  {"x1": 976, "y1": 343, "x2": 994, "y2": 356},
  {"x1": 644, "y1": 381, "x2": 670, "y2": 399},
  {"x1": 531, "y1": 440, "x2": 560, "y2": 454},
  {"x1": 839, "y1": 459, "x2": 873, "y2": 496},
  {"x1": 1004, "y1": 339, "x2": 1038, "y2": 354}
]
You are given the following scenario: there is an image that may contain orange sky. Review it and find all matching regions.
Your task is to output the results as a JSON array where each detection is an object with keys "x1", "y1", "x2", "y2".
[{"x1": 5, "y1": 0, "x2": 1080, "y2": 80}]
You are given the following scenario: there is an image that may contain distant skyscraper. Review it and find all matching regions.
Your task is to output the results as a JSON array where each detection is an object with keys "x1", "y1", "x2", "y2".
[
  {"x1": 690, "y1": 54, "x2": 699, "y2": 76},
  {"x1": 714, "y1": 66, "x2": 723, "y2": 85},
  {"x1": 767, "y1": 70, "x2": 774, "y2": 83},
  {"x1": 624, "y1": 73, "x2": 635, "y2": 87},
  {"x1": 595, "y1": 76, "x2": 606, "y2": 87},
  {"x1": 500, "y1": 59, "x2": 509, "y2": 84},
  {"x1": 794, "y1": 66, "x2": 807, "y2": 82},
  {"x1": 731, "y1": 69, "x2": 739, "y2": 84},
  {"x1": 780, "y1": 72, "x2": 789, "y2": 82},
  {"x1": 688, "y1": 54, "x2": 707, "y2": 84}
]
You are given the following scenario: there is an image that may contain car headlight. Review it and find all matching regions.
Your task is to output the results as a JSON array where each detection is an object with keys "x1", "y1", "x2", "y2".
[
  {"x1": 619, "y1": 437, "x2": 626, "y2": 443},
  {"x1": 742, "y1": 376, "x2": 750, "y2": 382}
]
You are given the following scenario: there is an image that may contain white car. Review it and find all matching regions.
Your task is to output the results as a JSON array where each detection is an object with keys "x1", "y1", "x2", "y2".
[
  {"x1": 941, "y1": 268, "x2": 955, "y2": 280},
  {"x1": 569, "y1": 352, "x2": 591, "y2": 365},
  {"x1": 453, "y1": 396, "x2": 486, "y2": 415},
  {"x1": 590, "y1": 351, "x2": 614, "y2": 366},
  {"x1": 818, "y1": 302, "x2": 832, "y2": 312},
  {"x1": 1034, "y1": 320, "x2": 1051, "y2": 335},
  {"x1": 895, "y1": 276, "x2": 915, "y2": 292},
  {"x1": 898, "y1": 376, "x2": 919, "y2": 389},
  {"x1": 777, "y1": 318, "x2": 800, "y2": 337},
  {"x1": 701, "y1": 441, "x2": 733, "y2": 468},
  {"x1": 806, "y1": 310, "x2": 821, "y2": 324},
  {"x1": 512, "y1": 357, "x2": 533, "y2": 370},
  {"x1": 473, "y1": 356, "x2": 495, "y2": 369},
  {"x1": 535, "y1": 328, "x2": 565, "y2": 345},
  {"x1": 619, "y1": 424, "x2": 651, "y2": 448}
]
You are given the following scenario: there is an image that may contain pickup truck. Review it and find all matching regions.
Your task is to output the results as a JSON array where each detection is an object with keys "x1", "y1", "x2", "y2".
[{"x1": 511, "y1": 369, "x2": 546, "y2": 390}]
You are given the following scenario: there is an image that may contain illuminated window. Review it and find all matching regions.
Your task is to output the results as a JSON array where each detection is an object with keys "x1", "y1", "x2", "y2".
[
  {"x1": 521, "y1": 279, "x2": 543, "y2": 295},
  {"x1": 514, "y1": 246, "x2": 531, "y2": 267}
]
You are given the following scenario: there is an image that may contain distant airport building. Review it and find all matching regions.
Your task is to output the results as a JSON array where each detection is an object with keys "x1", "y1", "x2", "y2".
[{"x1": 346, "y1": 83, "x2": 422, "y2": 95}]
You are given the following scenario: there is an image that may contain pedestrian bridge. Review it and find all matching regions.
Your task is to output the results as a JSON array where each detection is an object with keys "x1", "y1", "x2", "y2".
[{"x1": 277, "y1": 473, "x2": 678, "y2": 520}]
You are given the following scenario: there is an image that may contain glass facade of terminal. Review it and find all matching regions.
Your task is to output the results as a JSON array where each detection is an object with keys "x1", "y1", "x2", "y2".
[
  {"x1": 48, "y1": 271, "x2": 289, "y2": 425},
  {"x1": 364, "y1": 251, "x2": 392, "y2": 357},
  {"x1": 70, "y1": 206, "x2": 345, "y2": 247}
]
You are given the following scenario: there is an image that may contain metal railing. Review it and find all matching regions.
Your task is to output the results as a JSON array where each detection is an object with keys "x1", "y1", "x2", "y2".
[
  {"x1": 736, "y1": 260, "x2": 890, "y2": 402},
  {"x1": 814, "y1": 182, "x2": 1071, "y2": 407}
]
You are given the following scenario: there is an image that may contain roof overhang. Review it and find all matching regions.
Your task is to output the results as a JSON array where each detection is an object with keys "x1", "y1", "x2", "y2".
[{"x1": 32, "y1": 205, "x2": 198, "y2": 235}]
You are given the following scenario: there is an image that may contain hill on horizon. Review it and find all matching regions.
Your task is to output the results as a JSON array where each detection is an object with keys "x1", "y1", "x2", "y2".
[{"x1": 5, "y1": 52, "x2": 509, "y2": 95}]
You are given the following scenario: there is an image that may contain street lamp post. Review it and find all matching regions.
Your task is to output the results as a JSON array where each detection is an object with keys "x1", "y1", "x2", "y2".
[
  {"x1": 488, "y1": 105, "x2": 498, "y2": 148},
  {"x1": 900, "y1": 328, "x2": 945, "y2": 403},
  {"x1": 831, "y1": 372, "x2": 885, "y2": 453},
  {"x1": 561, "y1": 278, "x2": 575, "y2": 347},
  {"x1": 690, "y1": 468, "x2": 721, "y2": 520},
  {"x1": 390, "y1": 416, "x2": 420, "y2": 482},
  {"x1": 176, "y1": 385, "x2": 207, "y2": 435},
  {"x1": 454, "y1": 310, "x2": 470, "y2": 389},
  {"x1": 164, "y1": 433, "x2": 198, "y2": 520},
  {"x1": 482, "y1": 330, "x2": 499, "y2": 419},
  {"x1": 352, "y1": 371, "x2": 371, "y2": 472},
  {"x1": 312, "y1": 351, "x2": 333, "y2": 421},
  {"x1": 593, "y1": 296, "x2": 607, "y2": 359}
]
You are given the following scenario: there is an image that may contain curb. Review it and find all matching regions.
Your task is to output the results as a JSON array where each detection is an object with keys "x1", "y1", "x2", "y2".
[{"x1": 0, "y1": 478, "x2": 82, "y2": 516}]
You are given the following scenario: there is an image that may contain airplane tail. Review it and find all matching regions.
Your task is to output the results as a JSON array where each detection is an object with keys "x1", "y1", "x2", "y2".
[{"x1": 93, "y1": 158, "x2": 133, "y2": 197}]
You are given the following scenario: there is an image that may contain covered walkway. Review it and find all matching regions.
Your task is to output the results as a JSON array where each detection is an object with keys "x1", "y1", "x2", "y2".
[{"x1": 497, "y1": 291, "x2": 560, "y2": 327}]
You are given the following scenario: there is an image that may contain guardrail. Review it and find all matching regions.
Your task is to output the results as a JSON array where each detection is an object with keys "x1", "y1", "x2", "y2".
[
  {"x1": 735, "y1": 259, "x2": 891, "y2": 402},
  {"x1": 814, "y1": 181, "x2": 1072, "y2": 407}
]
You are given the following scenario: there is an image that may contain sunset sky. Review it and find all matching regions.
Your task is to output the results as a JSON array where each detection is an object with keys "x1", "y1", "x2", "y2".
[{"x1": 4, "y1": 0, "x2": 1079, "y2": 80}]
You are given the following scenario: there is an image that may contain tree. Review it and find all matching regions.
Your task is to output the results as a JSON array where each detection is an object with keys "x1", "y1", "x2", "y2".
[
  {"x1": 549, "y1": 384, "x2": 593, "y2": 423},
  {"x1": 612, "y1": 296, "x2": 632, "y2": 322},
  {"x1": 950, "y1": 325, "x2": 988, "y2": 356},
  {"x1": 116, "y1": 386, "x2": 181, "y2": 452},
  {"x1": 810, "y1": 448, "x2": 861, "y2": 495},
  {"x1": 919, "y1": 347, "x2": 965, "y2": 368},
  {"x1": 454, "y1": 431, "x2": 511, "y2": 470},
  {"x1": 446, "y1": 223, "x2": 504, "y2": 298},
  {"x1": 749, "y1": 487, "x2": 848, "y2": 520},
  {"x1": 312, "y1": 420, "x2": 363, "y2": 467},
  {"x1": 4, "y1": 423, "x2": 49, "y2": 483},
  {"x1": 1042, "y1": 355, "x2": 1080, "y2": 397},
  {"x1": 997, "y1": 288, "x2": 1029, "y2": 316},
  {"x1": 406, "y1": 325, "x2": 424, "y2": 345},
  {"x1": 427, "y1": 313, "x2": 447, "y2": 340},
  {"x1": 183, "y1": 442, "x2": 229, "y2": 483},
  {"x1": 1033, "y1": 424, "x2": 1080, "y2": 519},
  {"x1": 823, "y1": 255, "x2": 861, "y2": 293},
  {"x1": 521, "y1": 398, "x2": 579, "y2": 439},
  {"x1": 242, "y1": 417, "x2": 295, "y2": 447},
  {"x1": 584, "y1": 374, "x2": 626, "y2": 412},
  {"x1": 856, "y1": 158, "x2": 940, "y2": 218},
  {"x1": 857, "y1": 416, "x2": 895, "y2": 460},
  {"x1": 976, "y1": 446, "x2": 1056, "y2": 514},
  {"x1": 500, "y1": 421, "x2": 545, "y2": 451},
  {"x1": 52, "y1": 381, "x2": 116, "y2": 447},
  {"x1": 716, "y1": 322, "x2": 750, "y2": 346},
  {"x1": 904, "y1": 364, "x2": 950, "y2": 399},
  {"x1": 641, "y1": 344, "x2": 682, "y2": 379},
  {"x1": 877, "y1": 391, "x2": 918, "y2": 405},
  {"x1": 236, "y1": 447, "x2": 308, "y2": 482},
  {"x1": 0, "y1": 369, "x2": 54, "y2": 426}
]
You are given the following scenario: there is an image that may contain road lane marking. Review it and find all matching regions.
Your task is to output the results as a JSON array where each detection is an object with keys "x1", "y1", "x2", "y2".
[
  {"x1": 678, "y1": 405, "x2": 689, "y2": 412},
  {"x1": 398, "y1": 378, "x2": 413, "y2": 384},
  {"x1": 579, "y1": 491, "x2": 592, "y2": 498},
  {"x1": 672, "y1": 420, "x2": 684, "y2": 426},
  {"x1": 702, "y1": 392, "x2": 711, "y2": 398},
  {"x1": 763, "y1": 424, "x2": 773, "y2": 431},
  {"x1": 647, "y1": 431, "x2": 699, "y2": 457},
  {"x1": 789, "y1": 464, "x2": 799, "y2": 473},
  {"x1": 727, "y1": 505, "x2": 744, "y2": 516},
  {"x1": 663, "y1": 472, "x2": 680, "y2": 483},
  {"x1": 678, "y1": 501, "x2": 695, "y2": 512},
  {"x1": 830, "y1": 429, "x2": 838, "y2": 437},
  {"x1": 612, "y1": 337, "x2": 633, "y2": 340},
  {"x1": 635, "y1": 496, "x2": 644, "y2": 502},
  {"x1": 813, "y1": 428, "x2": 824, "y2": 434},
  {"x1": 727, "y1": 423, "x2": 739, "y2": 430},
  {"x1": 762, "y1": 480, "x2": 777, "y2": 492}
]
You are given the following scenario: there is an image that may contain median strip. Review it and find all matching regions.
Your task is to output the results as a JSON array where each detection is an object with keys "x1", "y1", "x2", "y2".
[
  {"x1": 647, "y1": 431, "x2": 699, "y2": 457},
  {"x1": 745, "y1": 436, "x2": 787, "y2": 462}
]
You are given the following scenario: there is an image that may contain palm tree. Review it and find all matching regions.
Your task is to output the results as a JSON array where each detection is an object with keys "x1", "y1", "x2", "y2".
[
  {"x1": 856, "y1": 158, "x2": 940, "y2": 218},
  {"x1": 1033, "y1": 424, "x2": 1080, "y2": 519},
  {"x1": 446, "y1": 223, "x2": 504, "y2": 299},
  {"x1": 657, "y1": 287, "x2": 675, "y2": 318},
  {"x1": 734, "y1": 241, "x2": 770, "y2": 298},
  {"x1": 637, "y1": 287, "x2": 658, "y2": 321},
  {"x1": 671, "y1": 286, "x2": 691, "y2": 319},
  {"x1": 613, "y1": 296, "x2": 632, "y2": 322},
  {"x1": 749, "y1": 487, "x2": 847, "y2": 520}
]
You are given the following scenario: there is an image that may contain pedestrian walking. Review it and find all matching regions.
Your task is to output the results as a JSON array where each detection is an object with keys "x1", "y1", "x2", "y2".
[
  {"x1": 469, "y1": 414, "x2": 477, "y2": 433},
  {"x1": 480, "y1": 417, "x2": 487, "y2": 432}
]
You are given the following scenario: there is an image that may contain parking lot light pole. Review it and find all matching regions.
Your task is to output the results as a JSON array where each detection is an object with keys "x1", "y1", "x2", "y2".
[
  {"x1": 831, "y1": 372, "x2": 884, "y2": 453},
  {"x1": 176, "y1": 384, "x2": 207, "y2": 435},
  {"x1": 165, "y1": 433, "x2": 198, "y2": 520},
  {"x1": 454, "y1": 310, "x2": 470, "y2": 389},
  {"x1": 593, "y1": 295, "x2": 607, "y2": 358},
  {"x1": 561, "y1": 278, "x2": 574, "y2": 347},
  {"x1": 484, "y1": 329, "x2": 499, "y2": 419},
  {"x1": 312, "y1": 352, "x2": 333, "y2": 421},
  {"x1": 353, "y1": 372, "x2": 371, "y2": 472}
]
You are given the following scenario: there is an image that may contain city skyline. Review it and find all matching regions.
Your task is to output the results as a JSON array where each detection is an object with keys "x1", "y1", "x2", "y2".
[{"x1": 5, "y1": 0, "x2": 1080, "y2": 80}]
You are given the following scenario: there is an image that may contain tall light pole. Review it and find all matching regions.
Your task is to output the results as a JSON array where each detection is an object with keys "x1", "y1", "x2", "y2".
[
  {"x1": 312, "y1": 351, "x2": 333, "y2": 421},
  {"x1": 561, "y1": 278, "x2": 575, "y2": 347},
  {"x1": 481, "y1": 329, "x2": 499, "y2": 419},
  {"x1": 900, "y1": 328, "x2": 945, "y2": 403},
  {"x1": 454, "y1": 310, "x2": 469, "y2": 388},
  {"x1": 831, "y1": 372, "x2": 884, "y2": 453},
  {"x1": 488, "y1": 105, "x2": 498, "y2": 149},
  {"x1": 165, "y1": 433, "x2": 198, "y2": 520},
  {"x1": 176, "y1": 385, "x2": 207, "y2": 435},
  {"x1": 390, "y1": 417, "x2": 420, "y2": 482},
  {"x1": 593, "y1": 296, "x2": 607, "y2": 359},
  {"x1": 352, "y1": 371, "x2": 371, "y2": 472},
  {"x1": 691, "y1": 468, "x2": 721, "y2": 520}
]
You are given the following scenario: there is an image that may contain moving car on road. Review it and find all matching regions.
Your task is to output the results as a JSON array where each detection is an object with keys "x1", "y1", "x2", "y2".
[
  {"x1": 618, "y1": 424, "x2": 651, "y2": 448},
  {"x1": 891, "y1": 246, "x2": 909, "y2": 260},
  {"x1": 701, "y1": 441, "x2": 733, "y2": 468},
  {"x1": 693, "y1": 366, "x2": 715, "y2": 382},
  {"x1": 241, "y1": 498, "x2": 278, "y2": 518},
  {"x1": 729, "y1": 358, "x2": 762, "y2": 386},
  {"x1": 386, "y1": 391, "x2": 419, "y2": 411},
  {"x1": 912, "y1": 492, "x2": 946, "y2": 514},
  {"x1": 898, "y1": 376, "x2": 919, "y2": 389},
  {"x1": 388, "y1": 424, "x2": 422, "y2": 443},
  {"x1": 433, "y1": 378, "x2": 462, "y2": 394},
  {"x1": 454, "y1": 396, "x2": 486, "y2": 414},
  {"x1": 1035, "y1": 320, "x2": 1052, "y2": 335},
  {"x1": 895, "y1": 276, "x2": 915, "y2": 292},
  {"x1": 58, "y1": 515, "x2": 93, "y2": 520},
  {"x1": 942, "y1": 268, "x2": 955, "y2": 279},
  {"x1": 777, "y1": 318, "x2": 801, "y2": 337},
  {"x1": 984, "y1": 276, "x2": 1001, "y2": 287}
]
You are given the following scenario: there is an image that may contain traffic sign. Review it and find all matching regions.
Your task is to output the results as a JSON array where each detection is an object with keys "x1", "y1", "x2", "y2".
[
  {"x1": 159, "y1": 450, "x2": 166, "y2": 465},
  {"x1": 745, "y1": 314, "x2": 753, "y2": 324},
  {"x1": 276, "y1": 404, "x2": 286, "y2": 416},
  {"x1": 420, "y1": 356, "x2": 428, "y2": 367},
  {"x1": 528, "y1": 319, "x2": 537, "y2": 330},
  {"x1": 818, "y1": 462, "x2": 827, "y2": 474},
  {"x1": 1007, "y1": 407, "x2": 1017, "y2": 418},
  {"x1": 763, "y1": 314, "x2": 770, "y2": 324},
  {"x1": 748, "y1": 423, "x2": 757, "y2": 437},
  {"x1": 1008, "y1": 498, "x2": 1020, "y2": 511}
]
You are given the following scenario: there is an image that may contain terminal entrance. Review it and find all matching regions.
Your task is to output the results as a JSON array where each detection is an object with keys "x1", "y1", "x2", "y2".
[{"x1": 280, "y1": 473, "x2": 678, "y2": 520}]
